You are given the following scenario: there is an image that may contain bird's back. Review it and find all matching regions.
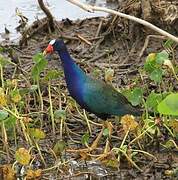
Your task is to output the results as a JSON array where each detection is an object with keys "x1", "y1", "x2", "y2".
[{"x1": 82, "y1": 77, "x2": 141, "y2": 118}]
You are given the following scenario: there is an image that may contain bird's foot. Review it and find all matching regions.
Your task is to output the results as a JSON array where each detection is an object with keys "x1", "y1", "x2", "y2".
[{"x1": 66, "y1": 121, "x2": 113, "y2": 160}]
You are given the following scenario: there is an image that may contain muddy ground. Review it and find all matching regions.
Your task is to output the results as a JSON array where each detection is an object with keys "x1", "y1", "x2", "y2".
[{"x1": 0, "y1": 0, "x2": 178, "y2": 179}]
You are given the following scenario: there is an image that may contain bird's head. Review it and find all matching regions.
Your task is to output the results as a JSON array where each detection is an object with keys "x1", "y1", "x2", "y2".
[{"x1": 43, "y1": 39, "x2": 66, "y2": 55}]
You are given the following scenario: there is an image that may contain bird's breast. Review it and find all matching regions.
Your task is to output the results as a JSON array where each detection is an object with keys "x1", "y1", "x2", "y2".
[{"x1": 65, "y1": 76, "x2": 85, "y2": 106}]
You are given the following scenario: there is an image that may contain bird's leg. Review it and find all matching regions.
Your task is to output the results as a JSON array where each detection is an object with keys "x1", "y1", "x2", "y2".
[
  {"x1": 103, "y1": 121, "x2": 113, "y2": 153},
  {"x1": 66, "y1": 121, "x2": 113, "y2": 156},
  {"x1": 88, "y1": 121, "x2": 113, "y2": 152},
  {"x1": 89, "y1": 126, "x2": 104, "y2": 151},
  {"x1": 94, "y1": 121, "x2": 113, "y2": 161}
]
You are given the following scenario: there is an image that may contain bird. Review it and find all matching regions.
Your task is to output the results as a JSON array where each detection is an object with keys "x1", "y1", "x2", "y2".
[
  {"x1": 43, "y1": 39, "x2": 142, "y2": 119},
  {"x1": 43, "y1": 39, "x2": 143, "y2": 155}
]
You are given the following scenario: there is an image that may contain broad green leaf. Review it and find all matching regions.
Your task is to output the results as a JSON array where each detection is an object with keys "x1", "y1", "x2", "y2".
[
  {"x1": 4, "y1": 115, "x2": 16, "y2": 128},
  {"x1": 156, "y1": 50, "x2": 169, "y2": 65},
  {"x1": 146, "y1": 92, "x2": 162, "y2": 111},
  {"x1": 103, "y1": 128, "x2": 109, "y2": 137},
  {"x1": 44, "y1": 70, "x2": 62, "y2": 81},
  {"x1": 54, "y1": 110, "x2": 66, "y2": 119},
  {"x1": 81, "y1": 132, "x2": 90, "y2": 145},
  {"x1": 53, "y1": 140, "x2": 66, "y2": 155},
  {"x1": 0, "y1": 110, "x2": 8, "y2": 121},
  {"x1": 0, "y1": 54, "x2": 11, "y2": 67},
  {"x1": 150, "y1": 68, "x2": 163, "y2": 83},
  {"x1": 124, "y1": 87, "x2": 143, "y2": 106},
  {"x1": 158, "y1": 93, "x2": 178, "y2": 115},
  {"x1": 10, "y1": 89, "x2": 21, "y2": 103},
  {"x1": 15, "y1": 148, "x2": 31, "y2": 165},
  {"x1": 32, "y1": 53, "x2": 45, "y2": 63},
  {"x1": 29, "y1": 128, "x2": 46, "y2": 140},
  {"x1": 31, "y1": 53, "x2": 47, "y2": 81},
  {"x1": 144, "y1": 53, "x2": 157, "y2": 73}
]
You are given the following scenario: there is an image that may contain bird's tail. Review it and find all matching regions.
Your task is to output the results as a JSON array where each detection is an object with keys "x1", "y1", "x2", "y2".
[{"x1": 131, "y1": 107, "x2": 159, "y2": 117}]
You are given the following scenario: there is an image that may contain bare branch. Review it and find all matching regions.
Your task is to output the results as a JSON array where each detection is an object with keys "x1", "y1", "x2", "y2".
[
  {"x1": 38, "y1": 0, "x2": 54, "y2": 31},
  {"x1": 66, "y1": 0, "x2": 178, "y2": 43}
]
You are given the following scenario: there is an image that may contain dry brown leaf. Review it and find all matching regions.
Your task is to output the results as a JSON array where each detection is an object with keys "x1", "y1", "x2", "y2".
[
  {"x1": 2, "y1": 165, "x2": 16, "y2": 180},
  {"x1": 169, "y1": 119, "x2": 178, "y2": 133},
  {"x1": 104, "y1": 68, "x2": 114, "y2": 82},
  {"x1": 0, "y1": 88, "x2": 7, "y2": 106},
  {"x1": 15, "y1": 148, "x2": 31, "y2": 165},
  {"x1": 26, "y1": 169, "x2": 42, "y2": 180},
  {"x1": 121, "y1": 115, "x2": 138, "y2": 132}
]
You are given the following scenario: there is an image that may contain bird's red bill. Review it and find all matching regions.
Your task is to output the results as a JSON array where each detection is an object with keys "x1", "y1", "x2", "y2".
[{"x1": 43, "y1": 44, "x2": 53, "y2": 55}]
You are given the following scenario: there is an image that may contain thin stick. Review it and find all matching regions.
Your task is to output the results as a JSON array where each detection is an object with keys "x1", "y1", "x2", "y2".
[
  {"x1": 76, "y1": 34, "x2": 92, "y2": 45},
  {"x1": 66, "y1": 0, "x2": 178, "y2": 43},
  {"x1": 48, "y1": 83, "x2": 55, "y2": 135}
]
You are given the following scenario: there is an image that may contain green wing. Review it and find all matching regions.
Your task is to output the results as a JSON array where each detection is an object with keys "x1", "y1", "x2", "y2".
[{"x1": 83, "y1": 78, "x2": 135, "y2": 116}]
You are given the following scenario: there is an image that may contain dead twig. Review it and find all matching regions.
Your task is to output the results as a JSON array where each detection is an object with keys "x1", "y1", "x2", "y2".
[
  {"x1": 76, "y1": 34, "x2": 92, "y2": 45},
  {"x1": 66, "y1": 0, "x2": 178, "y2": 43},
  {"x1": 38, "y1": 0, "x2": 55, "y2": 32},
  {"x1": 95, "y1": 19, "x2": 104, "y2": 38},
  {"x1": 139, "y1": 35, "x2": 166, "y2": 58},
  {"x1": 88, "y1": 50, "x2": 115, "y2": 63}
]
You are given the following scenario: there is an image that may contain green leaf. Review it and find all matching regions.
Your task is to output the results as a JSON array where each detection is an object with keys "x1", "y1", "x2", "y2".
[
  {"x1": 10, "y1": 89, "x2": 21, "y2": 103},
  {"x1": 0, "y1": 54, "x2": 11, "y2": 67},
  {"x1": 44, "y1": 70, "x2": 62, "y2": 81},
  {"x1": 145, "y1": 119, "x2": 158, "y2": 134},
  {"x1": 53, "y1": 140, "x2": 66, "y2": 155},
  {"x1": 32, "y1": 53, "x2": 45, "y2": 63},
  {"x1": 0, "y1": 47, "x2": 4, "y2": 53},
  {"x1": 15, "y1": 148, "x2": 31, "y2": 165},
  {"x1": 146, "y1": 92, "x2": 163, "y2": 111},
  {"x1": 31, "y1": 53, "x2": 47, "y2": 81},
  {"x1": 92, "y1": 68, "x2": 101, "y2": 78},
  {"x1": 124, "y1": 87, "x2": 143, "y2": 106},
  {"x1": 0, "y1": 110, "x2": 8, "y2": 121},
  {"x1": 156, "y1": 50, "x2": 169, "y2": 65},
  {"x1": 120, "y1": 145, "x2": 127, "y2": 153},
  {"x1": 54, "y1": 110, "x2": 66, "y2": 119},
  {"x1": 29, "y1": 128, "x2": 46, "y2": 140},
  {"x1": 103, "y1": 128, "x2": 109, "y2": 137},
  {"x1": 4, "y1": 115, "x2": 16, "y2": 128},
  {"x1": 30, "y1": 85, "x2": 38, "y2": 92},
  {"x1": 144, "y1": 53, "x2": 157, "y2": 73},
  {"x1": 164, "y1": 139, "x2": 175, "y2": 149},
  {"x1": 150, "y1": 68, "x2": 163, "y2": 83},
  {"x1": 81, "y1": 132, "x2": 90, "y2": 145},
  {"x1": 158, "y1": 93, "x2": 178, "y2": 115}
]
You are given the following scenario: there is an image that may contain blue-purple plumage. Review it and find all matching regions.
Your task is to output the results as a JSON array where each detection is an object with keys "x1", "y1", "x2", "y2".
[{"x1": 45, "y1": 39, "x2": 141, "y2": 119}]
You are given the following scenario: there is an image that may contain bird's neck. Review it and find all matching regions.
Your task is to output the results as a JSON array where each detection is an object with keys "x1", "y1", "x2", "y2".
[{"x1": 57, "y1": 49, "x2": 86, "y2": 82}]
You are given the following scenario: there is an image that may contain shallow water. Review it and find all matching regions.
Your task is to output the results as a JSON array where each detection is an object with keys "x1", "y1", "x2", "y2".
[{"x1": 0, "y1": 0, "x2": 116, "y2": 42}]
